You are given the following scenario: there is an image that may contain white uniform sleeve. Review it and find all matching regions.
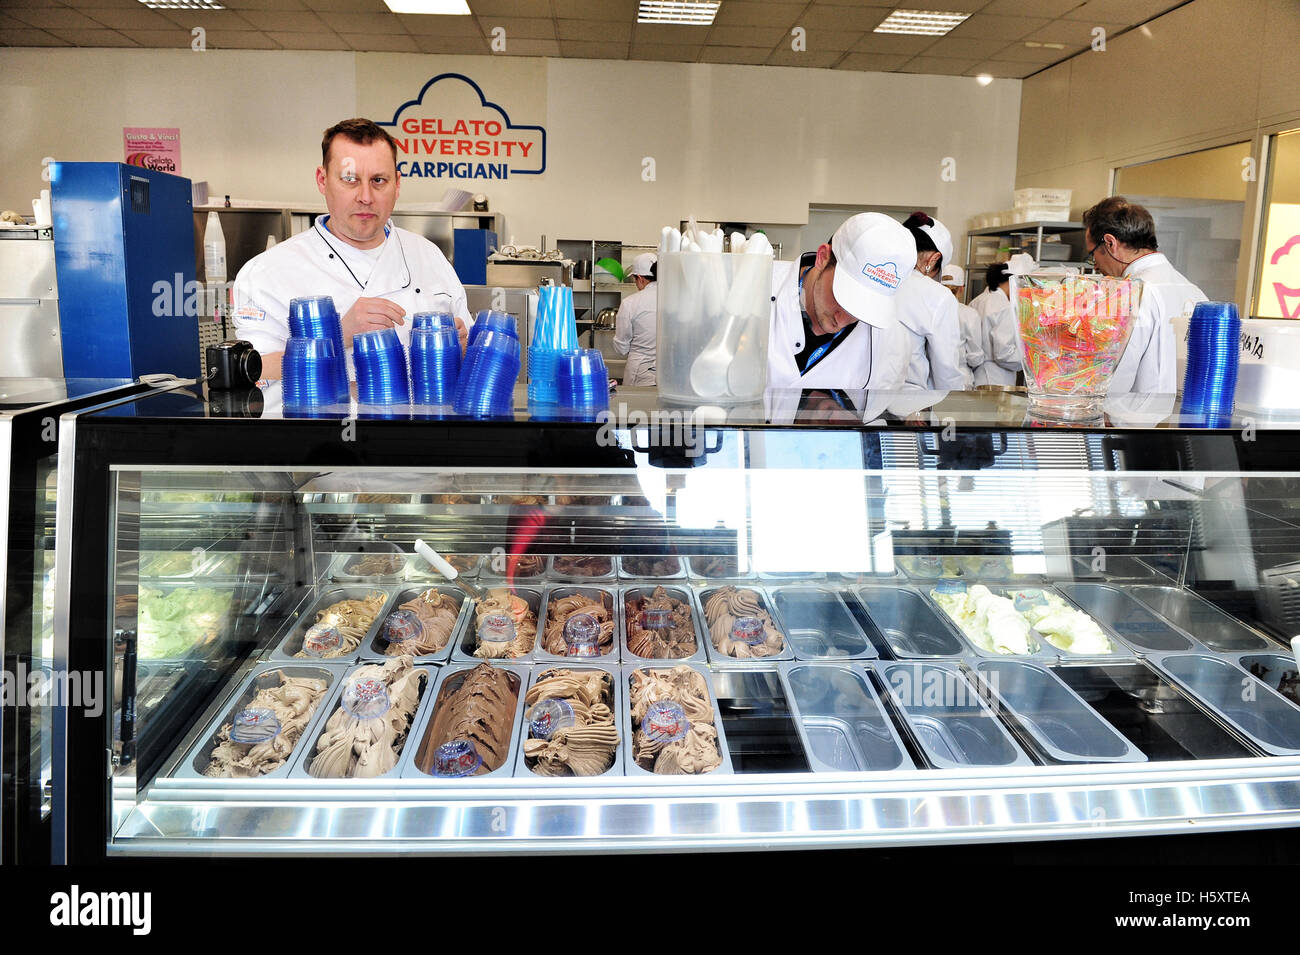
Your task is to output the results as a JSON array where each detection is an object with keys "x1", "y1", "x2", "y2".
[
  {"x1": 231, "y1": 260, "x2": 289, "y2": 358},
  {"x1": 925, "y1": 293, "x2": 966, "y2": 391},
  {"x1": 959, "y1": 304, "x2": 984, "y2": 369},
  {"x1": 612, "y1": 297, "x2": 633, "y2": 356},
  {"x1": 987, "y1": 302, "x2": 1021, "y2": 371},
  {"x1": 1108, "y1": 301, "x2": 1156, "y2": 396}
]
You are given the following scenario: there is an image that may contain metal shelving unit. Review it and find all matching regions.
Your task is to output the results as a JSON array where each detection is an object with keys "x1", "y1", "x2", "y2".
[{"x1": 963, "y1": 221, "x2": 1088, "y2": 302}]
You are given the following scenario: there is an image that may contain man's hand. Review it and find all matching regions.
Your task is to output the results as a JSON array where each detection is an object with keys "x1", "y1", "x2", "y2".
[
  {"x1": 454, "y1": 315, "x2": 468, "y2": 352},
  {"x1": 341, "y1": 296, "x2": 406, "y2": 344}
]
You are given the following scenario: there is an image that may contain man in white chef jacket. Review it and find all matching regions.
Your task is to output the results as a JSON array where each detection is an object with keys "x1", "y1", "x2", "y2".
[
  {"x1": 968, "y1": 262, "x2": 1020, "y2": 386},
  {"x1": 767, "y1": 212, "x2": 916, "y2": 393},
  {"x1": 940, "y1": 264, "x2": 984, "y2": 389},
  {"x1": 232, "y1": 118, "x2": 472, "y2": 380},
  {"x1": 612, "y1": 252, "x2": 658, "y2": 386},
  {"x1": 1082, "y1": 196, "x2": 1206, "y2": 395}
]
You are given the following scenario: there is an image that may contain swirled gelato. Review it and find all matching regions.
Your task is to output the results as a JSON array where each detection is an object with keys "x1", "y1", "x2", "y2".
[
  {"x1": 522, "y1": 669, "x2": 619, "y2": 776},
  {"x1": 622, "y1": 556, "x2": 681, "y2": 577},
  {"x1": 138, "y1": 586, "x2": 235, "y2": 658},
  {"x1": 295, "y1": 591, "x2": 386, "y2": 659},
  {"x1": 930, "y1": 585, "x2": 1035, "y2": 655},
  {"x1": 629, "y1": 666, "x2": 722, "y2": 774},
  {"x1": 417, "y1": 662, "x2": 518, "y2": 775},
  {"x1": 472, "y1": 588, "x2": 537, "y2": 658},
  {"x1": 703, "y1": 587, "x2": 785, "y2": 658},
  {"x1": 204, "y1": 672, "x2": 329, "y2": 777},
  {"x1": 1010, "y1": 589, "x2": 1113, "y2": 654},
  {"x1": 543, "y1": 592, "x2": 615, "y2": 656},
  {"x1": 692, "y1": 555, "x2": 744, "y2": 578},
  {"x1": 552, "y1": 555, "x2": 613, "y2": 577},
  {"x1": 343, "y1": 553, "x2": 405, "y2": 576},
  {"x1": 625, "y1": 587, "x2": 697, "y2": 659},
  {"x1": 384, "y1": 589, "x2": 460, "y2": 656},
  {"x1": 308, "y1": 656, "x2": 425, "y2": 778}
]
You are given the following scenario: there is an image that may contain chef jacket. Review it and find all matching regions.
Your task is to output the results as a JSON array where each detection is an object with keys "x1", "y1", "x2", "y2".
[
  {"x1": 612, "y1": 281, "x2": 658, "y2": 386},
  {"x1": 1109, "y1": 252, "x2": 1206, "y2": 396},
  {"x1": 232, "y1": 215, "x2": 471, "y2": 377},
  {"x1": 895, "y1": 269, "x2": 965, "y2": 391},
  {"x1": 969, "y1": 286, "x2": 1020, "y2": 386},
  {"x1": 767, "y1": 259, "x2": 911, "y2": 392},
  {"x1": 957, "y1": 301, "x2": 984, "y2": 389}
]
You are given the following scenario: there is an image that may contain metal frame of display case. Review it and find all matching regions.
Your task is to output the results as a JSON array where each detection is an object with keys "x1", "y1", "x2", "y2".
[{"x1": 47, "y1": 390, "x2": 1300, "y2": 862}]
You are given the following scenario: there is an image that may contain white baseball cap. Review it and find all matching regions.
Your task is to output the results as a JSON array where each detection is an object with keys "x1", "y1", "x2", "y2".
[
  {"x1": 829, "y1": 213, "x2": 917, "y2": 328},
  {"x1": 628, "y1": 252, "x2": 657, "y2": 277},
  {"x1": 919, "y1": 217, "x2": 954, "y2": 266},
  {"x1": 940, "y1": 264, "x2": 965, "y2": 287}
]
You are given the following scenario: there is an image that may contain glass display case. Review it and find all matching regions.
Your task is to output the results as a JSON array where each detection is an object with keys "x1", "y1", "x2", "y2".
[{"x1": 49, "y1": 384, "x2": 1300, "y2": 861}]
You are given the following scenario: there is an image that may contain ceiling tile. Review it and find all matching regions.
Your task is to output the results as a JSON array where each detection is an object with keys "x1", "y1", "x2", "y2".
[
  {"x1": 7, "y1": 8, "x2": 114, "y2": 29},
  {"x1": 793, "y1": 28, "x2": 865, "y2": 52},
  {"x1": 0, "y1": 14, "x2": 30, "y2": 29},
  {"x1": 851, "y1": 32, "x2": 937, "y2": 55},
  {"x1": 1063, "y1": 0, "x2": 1185, "y2": 23},
  {"x1": 39, "y1": 0, "x2": 143, "y2": 7},
  {"x1": 205, "y1": 30, "x2": 282, "y2": 47},
  {"x1": 979, "y1": 0, "x2": 1081, "y2": 15},
  {"x1": 319, "y1": 11, "x2": 406, "y2": 33},
  {"x1": 898, "y1": 55, "x2": 981, "y2": 74},
  {"x1": 474, "y1": 17, "x2": 555, "y2": 39},
  {"x1": 964, "y1": 59, "x2": 1040, "y2": 78},
  {"x1": 947, "y1": 13, "x2": 1051, "y2": 41},
  {"x1": 890, "y1": 0, "x2": 986, "y2": 11},
  {"x1": 628, "y1": 42, "x2": 701, "y2": 61},
  {"x1": 0, "y1": 28, "x2": 71, "y2": 45},
  {"x1": 554, "y1": 0, "x2": 638, "y2": 19},
  {"x1": 45, "y1": 28, "x2": 139, "y2": 45},
  {"x1": 0, "y1": 0, "x2": 68, "y2": 7},
  {"x1": 631, "y1": 23, "x2": 713, "y2": 45},
  {"x1": 78, "y1": 7, "x2": 182, "y2": 29},
  {"x1": 121, "y1": 28, "x2": 208, "y2": 45},
  {"x1": 923, "y1": 34, "x2": 1014, "y2": 59},
  {"x1": 413, "y1": 33, "x2": 489, "y2": 53},
  {"x1": 834, "y1": 52, "x2": 911, "y2": 71},
  {"x1": 713, "y1": 3, "x2": 803, "y2": 28},
  {"x1": 266, "y1": 30, "x2": 350, "y2": 48},
  {"x1": 339, "y1": 31, "x2": 419, "y2": 50},
  {"x1": 705, "y1": 25, "x2": 786, "y2": 46},
  {"x1": 558, "y1": 39, "x2": 630, "y2": 58},
  {"x1": 468, "y1": 0, "x2": 551, "y2": 15},
  {"x1": 397, "y1": 13, "x2": 482, "y2": 35},
  {"x1": 556, "y1": 19, "x2": 632, "y2": 42},
  {"x1": 989, "y1": 39, "x2": 1079, "y2": 62},
  {"x1": 765, "y1": 47, "x2": 842, "y2": 68},
  {"x1": 301, "y1": 0, "x2": 390, "y2": 10},
  {"x1": 492, "y1": 37, "x2": 560, "y2": 55},
  {"x1": 1023, "y1": 19, "x2": 1127, "y2": 46},
  {"x1": 157, "y1": 10, "x2": 259, "y2": 30},
  {"x1": 238, "y1": 10, "x2": 334, "y2": 31},
  {"x1": 698, "y1": 45, "x2": 769, "y2": 64},
  {"x1": 217, "y1": 0, "x2": 310, "y2": 9},
  {"x1": 800, "y1": 6, "x2": 891, "y2": 31}
]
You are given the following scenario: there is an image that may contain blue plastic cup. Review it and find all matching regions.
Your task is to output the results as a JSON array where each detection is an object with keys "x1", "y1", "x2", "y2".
[
  {"x1": 353, "y1": 327, "x2": 410, "y2": 404},
  {"x1": 288, "y1": 296, "x2": 348, "y2": 400},
  {"x1": 526, "y1": 347, "x2": 562, "y2": 405},
  {"x1": 454, "y1": 329, "x2": 520, "y2": 417},
  {"x1": 467, "y1": 310, "x2": 518, "y2": 348},
  {"x1": 1181, "y1": 302, "x2": 1240, "y2": 417},
  {"x1": 410, "y1": 326, "x2": 461, "y2": 405},
  {"x1": 412, "y1": 311, "x2": 457, "y2": 333},
  {"x1": 556, "y1": 348, "x2": 610, "y2": 417},
  {"x1": 283, "y1": 337, "x2": 344, "y2": 408}
]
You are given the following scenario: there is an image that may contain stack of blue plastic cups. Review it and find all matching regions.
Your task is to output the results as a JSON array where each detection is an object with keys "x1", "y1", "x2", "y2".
[
  {"x1": 454, "y1": 328, "x2": 520, "y2": 418},
  {"x1": 528, "y1": 285, "x2": 579, "y2": 407},
  {"x1": 410, "y1": 311, "x2": 461, "y2": 408},
  {"x1": 555, "y1": 348, "x2": 610, "y2": 421},
  {"x1": 353, "y1": 327, "x2": 410, "y2": 407},
  {"x1": 467, "y1": 309, "x2": 518, "y2": 348},
  {"x1": 288, "y1": 296, "x2": 349, "y2": 402},
  {"x1": 1180, "y1": 302, "x2": 1240, "y2": 427},
  {"x1": 283, "y1": 337, "x2": 345, "y2": 418}
]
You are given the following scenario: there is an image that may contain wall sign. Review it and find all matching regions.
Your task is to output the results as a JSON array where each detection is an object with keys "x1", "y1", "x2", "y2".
[
  {"x1": 123, "y1": 127, "x2": 181, "y2": 175},
  {"x1": 380, "y1": 73, "x2": 545, "y2": 183},
  {"x1": 1258, "y1": 203, "x2": 1300, "y2": 319}
]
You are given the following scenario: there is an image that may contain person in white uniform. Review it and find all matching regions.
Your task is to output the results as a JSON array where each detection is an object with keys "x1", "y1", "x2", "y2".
[
  {"x1": 612, "y1": 252, "x2": 658, "y2": 386},
  {"x1": 895, "y1": 213, "x2": 965, "y2": 391},
  {"x1": 968, "y1": 262, "x2": 1020, "y2": 386},
  {"x1": 767, "y1": 212, "x2": 916, "y2": 393},
  {"x1": 233, "y1": 118, "x2": 471, "y2": 380},
  {"x1": 1082, "y1": 196, "x2": 1206, "y2": 395},
  {"x1": 940, "y1": 264, "x2": 984, "y2": 389}
]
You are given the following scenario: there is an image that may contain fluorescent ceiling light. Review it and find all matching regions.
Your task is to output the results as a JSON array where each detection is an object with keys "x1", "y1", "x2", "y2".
[
  {"x1": 874, "y1": 9, "x2": 970, "y2": 36},
  {"x1": 1023, "y1": 40, "x2": 1065, "y2": 49},
  {"x1": 975, "y1": 73, "x2": 993, "y2": 86},
  {"x1": 383, "y1": 0, "x2": 471, "y2": 13},
  {"x1": 638, "y1": 1, "x2": 720, "y2": 25},
  {"x1": 137, "y1": 0, "x2": 224, "y2": 8}
]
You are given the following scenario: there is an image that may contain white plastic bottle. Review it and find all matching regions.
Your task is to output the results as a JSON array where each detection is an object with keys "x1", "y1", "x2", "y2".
[{"x1": 203, "y1": 210, "x2": 227, "y2": 283}]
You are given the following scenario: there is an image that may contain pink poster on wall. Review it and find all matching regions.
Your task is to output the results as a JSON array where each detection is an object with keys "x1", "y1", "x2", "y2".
[{"x1": 123, "y1": 127, "x2": 181, "y2": 175}]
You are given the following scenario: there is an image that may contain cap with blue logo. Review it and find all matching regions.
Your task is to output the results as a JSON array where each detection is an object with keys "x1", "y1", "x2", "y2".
[{"x1": 829, "y1": 213, "x2": 918, "y2": 329}]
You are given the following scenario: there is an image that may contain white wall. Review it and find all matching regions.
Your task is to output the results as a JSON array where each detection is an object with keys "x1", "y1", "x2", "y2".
[{"x1": 1, "y1": 48, "x2": 1021, "y2": 264}]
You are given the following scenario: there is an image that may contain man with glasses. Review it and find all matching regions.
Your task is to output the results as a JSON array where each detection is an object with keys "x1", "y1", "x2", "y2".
[{"x1": 1081, "y1": 196, "x2": 1207, "y2": 395}]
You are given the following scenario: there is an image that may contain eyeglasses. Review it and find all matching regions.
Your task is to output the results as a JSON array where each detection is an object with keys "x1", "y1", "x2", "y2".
[{"x1": 1084, "y1": 240, "x2": 1103, "y2": 266}]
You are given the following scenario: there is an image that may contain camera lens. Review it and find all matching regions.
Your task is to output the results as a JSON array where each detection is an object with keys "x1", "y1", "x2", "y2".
[{"x1": 239, "y1": 348, "x2": 262, "y2": 385}]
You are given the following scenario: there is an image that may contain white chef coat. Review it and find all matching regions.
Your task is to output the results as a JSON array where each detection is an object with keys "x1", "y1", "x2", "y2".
[
  {"x1": 969, "y1": 286, "x2": 1020, "y2": 386},
  {"x1": 232, "y1": 215, "x2": 471, "y2": 377},
  {"x1": 612, "y1": 281, "x2": 658, "y2": 386},
  {"x1": 1108, "y1": 252, "x2": 1206, "y2": 396},
  {"x1": 767, "y1": 260, "x2": 911, "y2": 392},
  {"x1": 956, "y1": 302, "x2": 984, "y2": 389},
  {"x1": 895, "y1": 270, "x2": 965, "y2": 391}
]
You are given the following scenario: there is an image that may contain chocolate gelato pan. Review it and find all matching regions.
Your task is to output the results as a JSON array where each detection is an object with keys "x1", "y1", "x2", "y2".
[
  {"x1": 403, "y1": 662, "x2": 527, "y2": 779},
  {"x1": 173, "y1": 663, "x2": 341, "y2": 780},
  {"x1": 328, "y1": 550, "x2": 410, "y2": 583},
  {"x1": 269, "y1": 586, "x2": 396, "y2": 663},
  {"x1": 478, "y1": 555, "x2": 548, "y2": 584},
  {"x1": 771, "y1": 587, "x2": 877, "y2": 661},
  {"x1": 1143, "y1": 652, "x2": 1300, "y2": 756},
  {"x1": 876, "y1": 661, "x2": 1035, "y2": 769},
  {"x1": 1052, "y1": 582, "x2": 1210, "y2": 654},
  {"x1": 922, "y1": 583, "x2": 1057, "y2": 661},
  {"x1": 536, "y1": 585, "x2": 620, "y2": 662},
  {"x1": 1236, "y1": 653, "x2": 1300, "y2": 707},
  {"x1": 620, "y1": 585, "x2": 707, "y2": 664},
  {"x1": 781, "y1": 664, "x2": 914, "y2": 772},
  {"x1": 696, "y1": 585, "x2": 795, "y2": 665},
  {"x1": 853, "y1": 585, "x2": 970, "y2": 659},
  {"x1": 450, "y1": 586, "x2": 545, "y2": 664},
  {"x1": 549, "y1": 555, "x2": 617, "y2": 583},
  {"x1": 622, "y1": 663, "x2": 734, "y2": 776},
  {"x1": 686, "y1": 555, "x2": 757, "y2": 582},
  {"x1": 1128, "y1": 586, "x2": 1275, "y2": 652},
  {"x1": 967, "y1": 659, "x2": 1145, "y2": 764},
  {"x1": 291, "y1": 659, "x2": 436, "y2": 779},
  {"x1": 405, "y1": 554, "x2": 483, "y2": 581},
  {"x1": 516, "y1": 662, "x2": 625, "y2": 778},
  {"x1": 617, "y1": 555, "x2": 687, "y2": 580},
  {"x1": 359, "y1": 585, "x2": 470, "y2": 664}
]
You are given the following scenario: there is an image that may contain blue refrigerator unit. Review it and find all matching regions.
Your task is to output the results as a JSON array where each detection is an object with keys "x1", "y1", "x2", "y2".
[{"x1": 50, "y1": 162, "x2": 200, "y2": 380}]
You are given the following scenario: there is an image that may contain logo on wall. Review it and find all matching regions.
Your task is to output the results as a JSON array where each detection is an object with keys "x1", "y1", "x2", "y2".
[
  {"x1": 380, "y1": 73, "x2": 545, "y2": 183},
  {"x1": 1270, "y1": 233, "x2": 1300, "y2": 320},
  {"x1": 123, "y1": 127, "x2": 181, "y2": 175}
]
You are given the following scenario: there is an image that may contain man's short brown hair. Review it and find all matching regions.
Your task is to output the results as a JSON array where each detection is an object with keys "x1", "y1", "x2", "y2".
[
  {"x1": 1082, "y1": 196, "x2": 1158, "y2": 252},
  {"x1": 321, "y1": 118, "x2": 398, "y2": 169}
]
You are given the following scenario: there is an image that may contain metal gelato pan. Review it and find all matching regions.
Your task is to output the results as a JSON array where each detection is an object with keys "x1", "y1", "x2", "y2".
[
  {"x1": 620, "y1": 585, "x2": 707, "y2": 664},
  {"x1": 1145, "y1": 652, "x2": 1300, "y2": 756},
  {"x1": 877, "y1": 661, "x2": 1033, "y2": 769},
  {"x1": 1052, "y1": 582, "x2": 1205, "y2": 653},
  {"x1": 771, "y1": 587, "x2": 877, "y2": 661},
  {"x1": 696, "y1": 585, "x2": 794, "y2": 664},
  {"x1": 359, "y1": 585, "x2": 469, "y2": 663},
  {"x1": 854, "y1": 585, "x2": 969, "y2": 658},
  {"x1": 479, "y1": 554, "x2": 548, "y2": 583},
  {"x1": 617, "y1": 555, "x2": 687, "y2": 580},
  {"x1": 783, "y1": 664, "x2": 914, "y2": 771},
  {"x1": 549, "y1": 554, "x2": 617, "y2": 583},
  {"x1": 623, "y1": 663, "x2": 734, "y2": 776},
  {"x1": 174, "y1": 663, "x2": 340, "y2": 779},
  {"x1": 535, "y1": 585, "x2": 620, "y2": 663},
  {"x1": 922, "y1": 582, "x2": 1053, "y2": 659},
  {"x1": 969, "y1": 659, "x2": 1145, "y2": 764},
  {"x1": 686, "y1": 555, "x2": 757, "y2": 581},
  {"x1": 406, "y1": 553, "x2": 483, "y2": 581},
  {"x1": 710, "y1": 667, "x2": 810, "y2": 772},
  {"x1": 998, "y1": 584, "x2": 1134, "y2": 658},
  {"x1": 757, "y1": 570, "x2": 827, "y2": 582},
  {"x1": 1128, "y1": 586, "x2": 1274, "y2": 652},
  {"x1": 450, "y1": 586, "x2": 544, "y2": 664},
  {"x1": 517, "y1": 662, "x2": 624, "y2": 777},
  {"x1": 1237, "y1": 653, "x2": 1300, "y2": 707},
  {"x1": 403, "y1": 662, "x2": 526, "y2": 779},
  {"x1": 328, "y1": 550, "x2": 410, "y2": 583},
  {"x1": 269, "y1": 586, "x2": 395, "y2": 662}
]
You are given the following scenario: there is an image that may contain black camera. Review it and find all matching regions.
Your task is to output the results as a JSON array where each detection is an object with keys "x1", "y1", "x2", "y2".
[{"x1": 206, "y1": 340, "x2": 262, "y2": 390}]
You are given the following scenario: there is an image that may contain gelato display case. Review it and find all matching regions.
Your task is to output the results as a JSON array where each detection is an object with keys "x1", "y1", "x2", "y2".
[{"x1": 46, "y1": 385, "x2": 1300, "y2": 860}]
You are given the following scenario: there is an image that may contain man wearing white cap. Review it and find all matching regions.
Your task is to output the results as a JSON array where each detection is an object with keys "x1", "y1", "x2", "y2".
[
  {"x1": 895, "y1": 212, "x2": 965, "y2": 391},
  {"x1": 940, "y1": 264, "x2": 985, "y2": 389},
  {"x1": 767, "y1": 212, "x2": 917, "y2": 391},
  {"x1": 612, "y1": 252, "x2": 658, "y2": 386}
]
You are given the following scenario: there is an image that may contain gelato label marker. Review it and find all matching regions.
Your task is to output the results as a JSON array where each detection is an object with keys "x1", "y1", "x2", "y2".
[
  {"x1": 641, "y1": 607, "x2": 672, "y2": 630},
  {"x1": 643, "y1": 699, "x2": 689, "y2": 744},
  {"x1": 432, "y1": 739, "x2": 482, "y2": 777},
  {"x1": 342, "y1": 677, "x2": 391, "y2": 720},
  {"x1": 302, "y1": 623, "x2": 343, "y2": 657},
  {"x1": 1012, "y1": 589, "x2": 1048, "y2": 612},
  {"x1": 478, "y1": 611, "x2": 516, "y2": 649},
  {"x1": 933, "y1": 578, "x2": 968, "y2": 595},
  {"x1": 229, "y1": 706, "x2": 281, "y2": 744},
  {"x1": 563, "y1": 612, "x2": 601, "y2": 656},
  {"x1": 382, "y1": 608, "x2": 423, "y2": 644},
  {"x1": 528, "y1": 698, "x2": 577, "y2": 739},
  {"x1": 730, "y1": 616, "x2": 765, "y2": 646}
]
